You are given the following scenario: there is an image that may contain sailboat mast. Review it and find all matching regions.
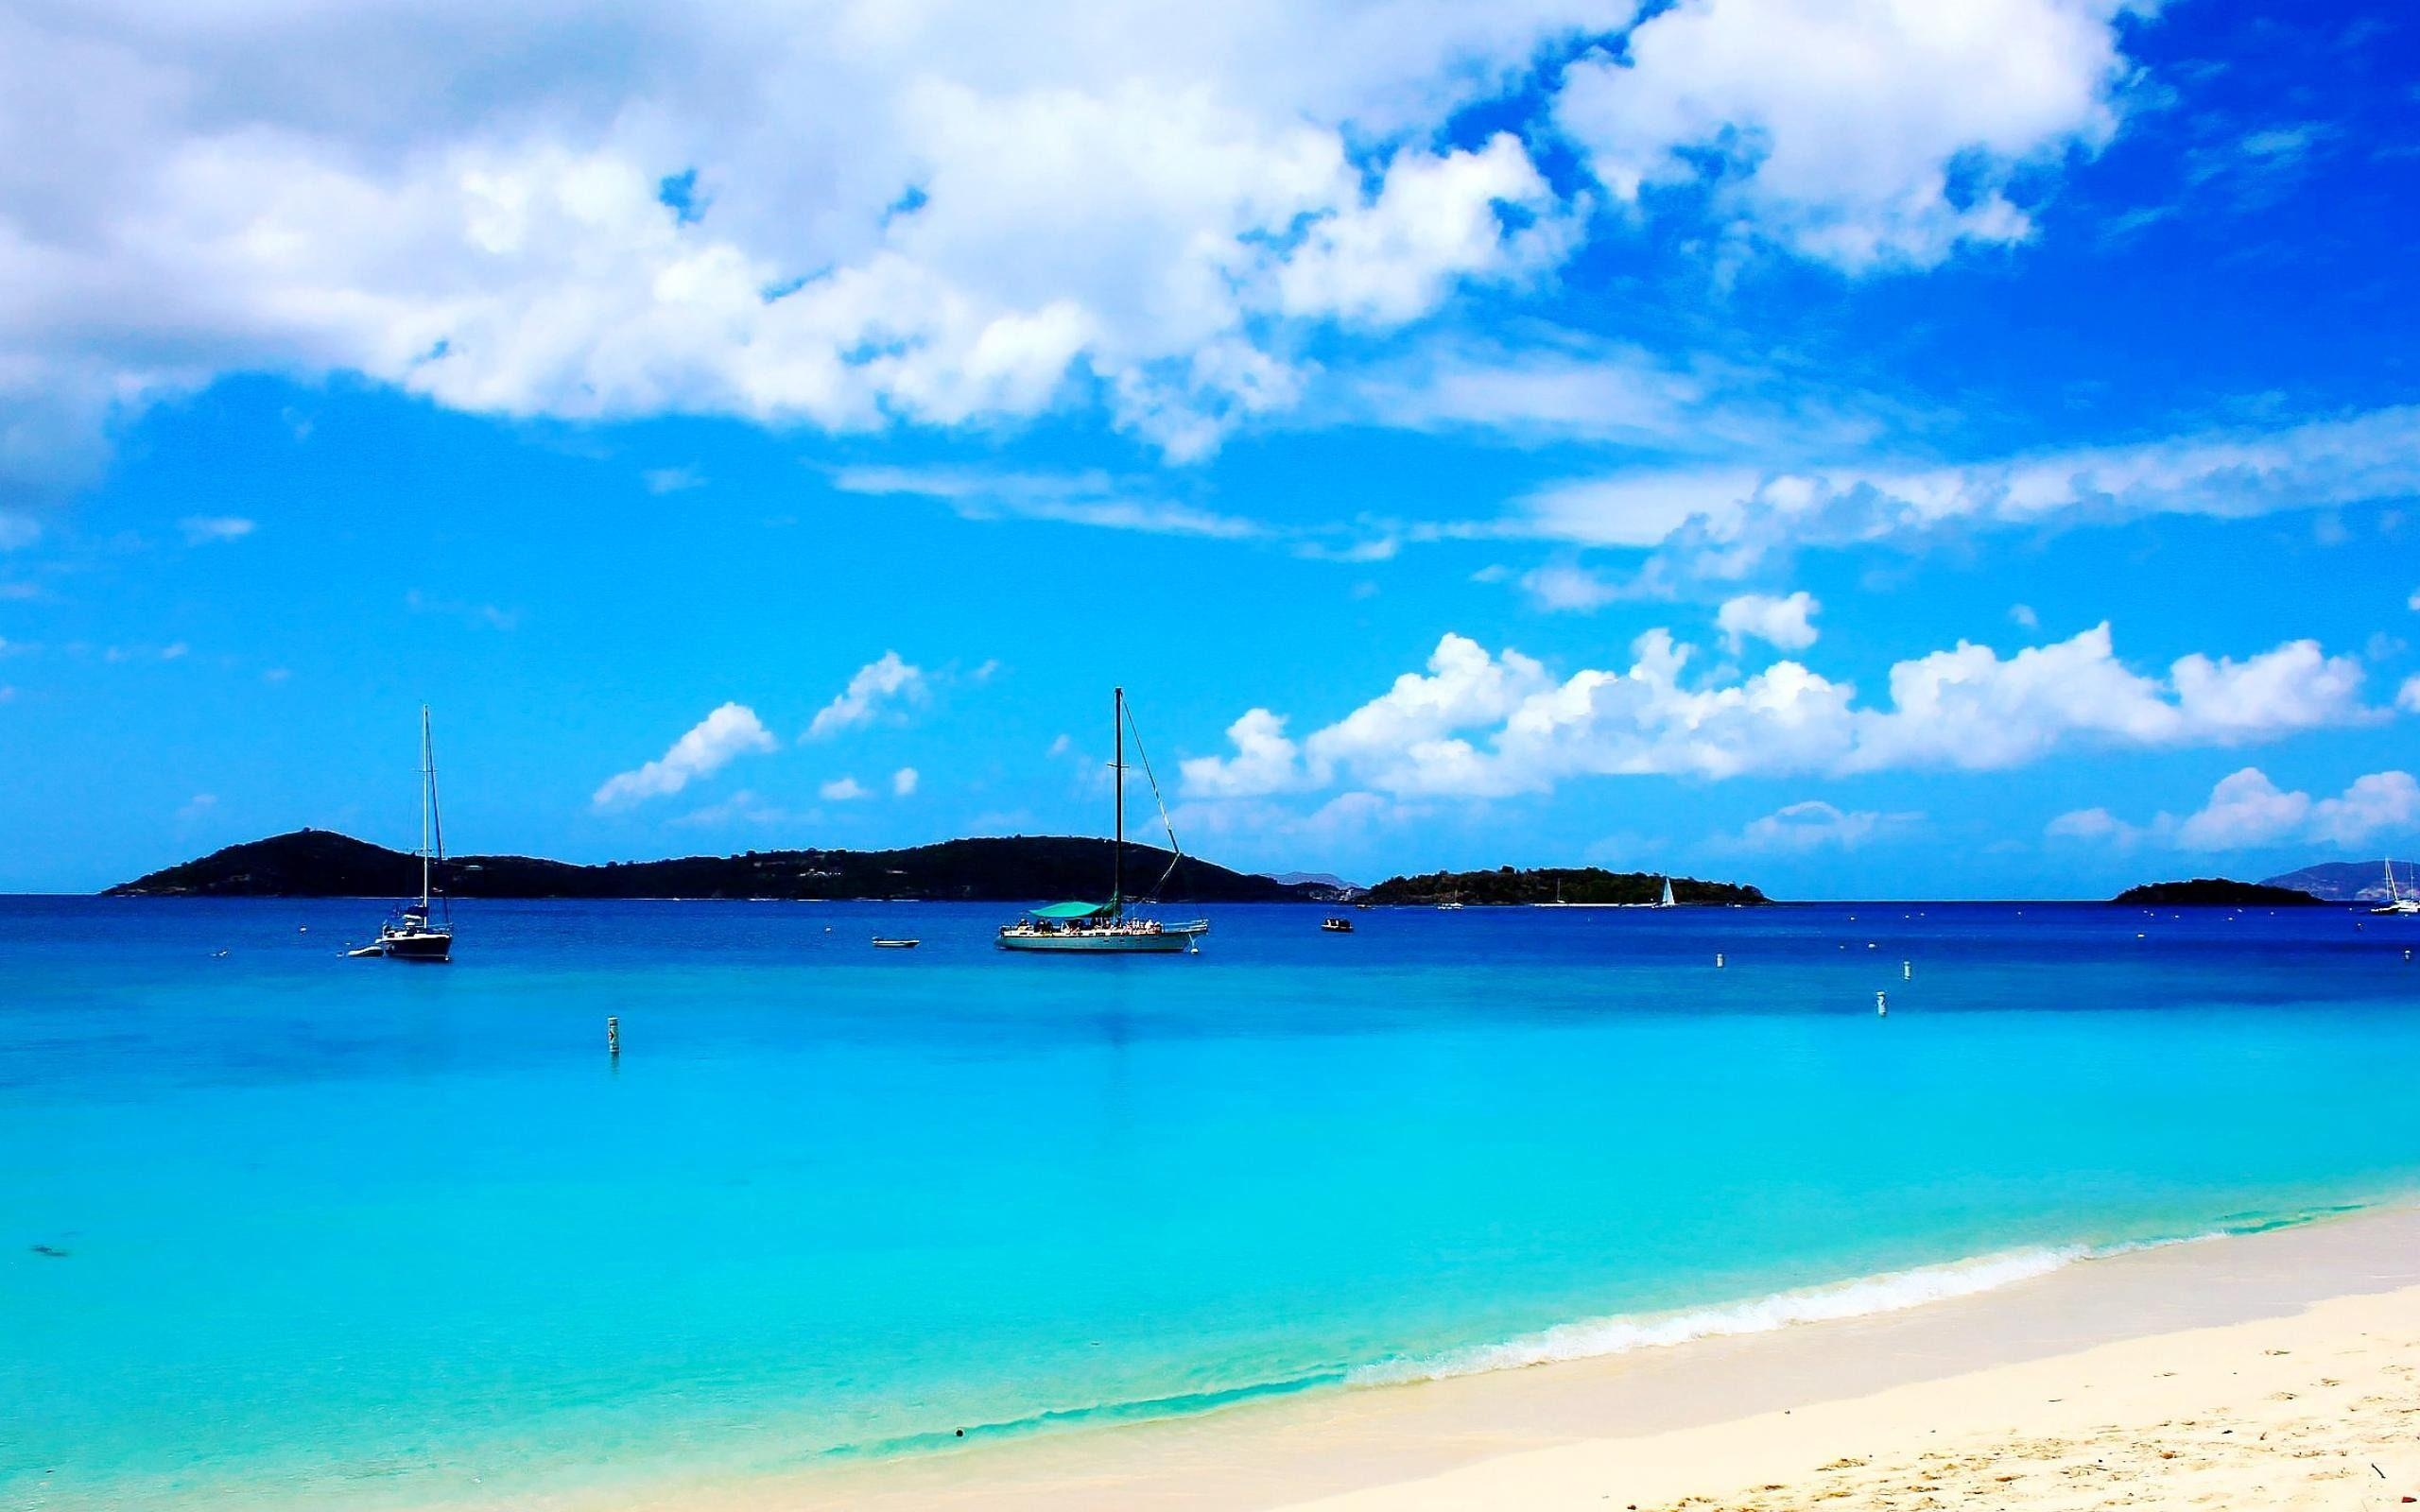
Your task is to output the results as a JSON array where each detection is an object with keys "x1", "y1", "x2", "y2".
[
  {"x1": 418, "y1": 705, "x2": 433, "y2": 909},
  {"x1": 1113, "y1": 686, "x2": 1125, "y2": 915}
]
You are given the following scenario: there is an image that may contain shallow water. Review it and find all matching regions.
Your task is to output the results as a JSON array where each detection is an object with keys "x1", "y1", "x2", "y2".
[{"x1": 4, "y1": 896, "x2": 2417, "y2": 1508}]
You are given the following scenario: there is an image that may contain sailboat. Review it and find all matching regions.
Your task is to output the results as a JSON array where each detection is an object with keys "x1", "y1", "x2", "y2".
[
  {"x1": 349, "y1": 706, "x2": 454, "y2": 961},
  {"x1": 1656, "y1": 875, "x2": 1676, "y2": 909},
  {"x1": 2372, "y1": 858, "x2": 2419, "y2": 917},
  {"x1": 997, "y1": 689, "x2": 1208, "y2": 954}
]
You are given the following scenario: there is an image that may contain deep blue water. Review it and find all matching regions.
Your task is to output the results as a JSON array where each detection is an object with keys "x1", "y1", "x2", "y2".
[{"x1": 4, "y1": 896, "x2": 2418, "y2": 1508}]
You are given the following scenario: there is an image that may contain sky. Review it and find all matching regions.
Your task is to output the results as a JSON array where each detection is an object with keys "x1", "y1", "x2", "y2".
[{"x1": 2, "y1": 0, "x2": 2418, "y2": 898}]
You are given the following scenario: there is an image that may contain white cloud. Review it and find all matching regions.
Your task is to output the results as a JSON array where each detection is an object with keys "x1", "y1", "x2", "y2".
[
  {"x1": 1729, "y1": 799, "x2": 1918, "y2": 852},
  {"x1": 1554, "y1": 0, "x2": 2130, "y2": 271},
  {"x1": 820, "y1": 775, "x2": 869, "y2": 801},
  {"x1": 1272, "y1": 134, "x2": 1574, "y2": 326},
  {"x1": 891, "y1": 765, "x2": 919, "y2": 797},
  {"x1": 2010, "y1": 603, "x2": 2039, "y2": 629},
  {"x1": 833, "y1": 466, "x2": 1260, "y2": 539},
  {"x1": 1716, "y1": 591, "x2": 1819, "y2": 652},
  {"x1": 2401, "y1": 675, "x2": 2420, "y2": 713},
  {"x1": 2408, "y1": 587, "x2": 2420, "y2": 611},
  {"x1": 593, "y1": 701, "x2": 775, "y2": 807},
  {"x1": 1183, "y1": 709, "x2": 1306, "y2": 798},
  {"x1": 179, "y1": 515, "x2": 256, "y2": 544},
  {"x1": 2045, "y1": 806, "x2": 2136, "y2": 845},
  {"x1": 0, "y1": 1, "x2": 1640, "y2": 475},
  {"x1": 805, "y1": 651, "x2": 925, "y2": 740},
  {"x1": 1509, "y1": 406, "x2": 2420, "y2": 575},
  {"x1": 2053, "y1": 767, "x2": 2420, "y2": 852},
  {"x1": 1520, "y1": 562, "x2": 1624, "y2": 613},
  {"x1": 643, "y1": 466, "x2": 703, "y2": 494},
  {"x1": 2173, "y1": 767, "x2": 2312, "y2": 850},
  {"x1": 1184, "y1": 624, "x2": 2377, "y2": 802}
]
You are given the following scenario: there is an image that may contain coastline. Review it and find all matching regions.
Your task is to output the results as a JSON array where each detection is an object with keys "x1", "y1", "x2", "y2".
[{"x1": 715, "y1": 1200, "x2": 2420, "y2": 1511}]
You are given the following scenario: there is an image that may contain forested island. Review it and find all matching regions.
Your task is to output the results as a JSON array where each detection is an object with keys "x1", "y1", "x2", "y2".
[
  {"x1": 106, "y1": 829, "x2": 1329, "y2": 902},
  {"x1": 2109, "y1": 878, "x2": 2325, "y2": 907},
  {"x1": 1361, "y1": 867, "x2": 1769, "y2": 906}
]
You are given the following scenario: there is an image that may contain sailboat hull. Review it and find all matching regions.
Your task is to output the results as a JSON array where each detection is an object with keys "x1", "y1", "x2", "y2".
[
  {"x1": 374, "y1": 930, "x2": 454, "y2": 961},
  {"x1": 996, "y1": 923, "x2": 1203, "y2": 953}
]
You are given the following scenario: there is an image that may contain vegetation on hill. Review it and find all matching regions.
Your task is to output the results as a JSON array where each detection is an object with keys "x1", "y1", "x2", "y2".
[
  {"x1": 2110, "y1": 878, "x2": 2325, "y2": 907},
  {"x1": 105, "y1": 829, "x2": 1322, "y2": 903},
  {"x1": 1360, "y1": 866, "x2": 1768, "y2": 906}
]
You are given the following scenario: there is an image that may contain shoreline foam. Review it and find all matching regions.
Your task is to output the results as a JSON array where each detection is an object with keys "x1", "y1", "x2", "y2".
[{"x1": 740, "y1": 1198, "x2": 2420, "y2": 1511}]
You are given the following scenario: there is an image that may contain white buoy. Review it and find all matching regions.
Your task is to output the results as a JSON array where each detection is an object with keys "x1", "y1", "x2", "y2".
[
  {"x1": 1876, "y1": 990, "x2": 1888, "y2": 1017},
  {"x1": 1903, "y1": 960, "x2": 1911, "y2": 981},
  {"x1": 1716, "y1": 952, "x2": 1725, "y2": 968},
  {"x1": 607, "y1": 1016, "x2": 620, "y2": 1057}
]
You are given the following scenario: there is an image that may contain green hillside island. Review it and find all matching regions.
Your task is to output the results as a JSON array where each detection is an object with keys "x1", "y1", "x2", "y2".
[
  {"x1": 104, "y1": 829, "x2": 1333, "y2": 903},
  {"x1": 1361, "y1": 867, "x2": 1769, "y2": 906},
  {"x1": 2109, "y1": 878, "x2": 2325, "y2": 906}
]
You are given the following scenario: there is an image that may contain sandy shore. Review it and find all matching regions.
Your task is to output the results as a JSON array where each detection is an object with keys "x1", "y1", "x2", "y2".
[{"x1": 723, "y1": 1205, "x2": 2420, "y2": 1512}]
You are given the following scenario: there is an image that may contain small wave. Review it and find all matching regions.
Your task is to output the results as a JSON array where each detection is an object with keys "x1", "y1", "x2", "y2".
[
  {"x1": 1348, "y1": 1203, "x2": 2370, "y2": 1388},
  {"x1": 1349, "y1": 1246, "x2": 2089, "y2": 1387}
]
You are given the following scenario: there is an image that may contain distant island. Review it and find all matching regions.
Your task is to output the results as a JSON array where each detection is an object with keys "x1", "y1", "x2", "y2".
[
  {"x1": 2110, "y1": 878, "x2": 2325, "y2": 907},
  {"x1": 1361, "y1": 867, "x2": 1769, "y2": 906},
  {"x1": 105, "y1": 829, "x2": 1334, "y2": 903},
  {"x1": 2258, "y1": 859, "x2": 2415, "y2": 903}
]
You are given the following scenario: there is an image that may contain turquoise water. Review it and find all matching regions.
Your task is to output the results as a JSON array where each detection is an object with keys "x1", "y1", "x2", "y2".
[{"x1": 5, "y1": 897, "x2": 2419, "y2": 1508}]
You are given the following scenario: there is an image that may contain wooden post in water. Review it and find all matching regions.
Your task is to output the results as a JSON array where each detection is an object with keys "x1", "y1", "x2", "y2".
[
  {"x1": 1876, "y1": 991, "x2": 1888, "y2": 1018},
  {"x1": 607, "y1": 1017, "x2": 620, "y2": 1057}
]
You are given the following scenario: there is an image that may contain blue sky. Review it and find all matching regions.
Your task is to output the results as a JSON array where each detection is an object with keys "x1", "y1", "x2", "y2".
[{"x1": 3, "y1": 0, "x2": 2418, "y2": 897}]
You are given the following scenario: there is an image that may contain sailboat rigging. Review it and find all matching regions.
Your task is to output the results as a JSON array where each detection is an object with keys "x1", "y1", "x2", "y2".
[
  {"x1": 2372, "y1": 858, "x2": 2419, "y2": 917},
  {"x1": 997, "y1": 688, "x2": 1208, "y2": 954},
  {"x1": 349, "y1": 706, "x2": 455, "y2": 961}
]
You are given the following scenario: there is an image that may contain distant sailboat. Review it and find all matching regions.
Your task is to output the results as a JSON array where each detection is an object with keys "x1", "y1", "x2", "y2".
[
  {"x1": 349, "y1": 706, "x2": 454, "y2": 961},
  {"x1": 1656, "y1": 875, "x2": 1676, "y2": 909},
  {"x1": 2372, "y1": 858, "x2": 2420, "y2": 917},
  {"x1": 997, "y1": 689, "x2": 1208, "y2": 954}
]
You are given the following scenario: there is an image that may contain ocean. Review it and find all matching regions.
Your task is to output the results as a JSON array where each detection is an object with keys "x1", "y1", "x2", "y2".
[{"x1": 5, "y1": 895, "x2": 2417, "y2": 1508}]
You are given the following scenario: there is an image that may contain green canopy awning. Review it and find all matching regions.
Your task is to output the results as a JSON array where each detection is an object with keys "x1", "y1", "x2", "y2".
[{"x1": 1028, "y1": 900, "x2": 1114, "y2": 919}]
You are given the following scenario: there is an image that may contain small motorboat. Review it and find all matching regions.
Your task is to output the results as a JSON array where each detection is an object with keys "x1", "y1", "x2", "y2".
[
  {"x1": 872, "y1": 936, "x2": 921, "y2": 949},
  {"x1": 1321, "y1": 917, "x2": 1355, "y2": 933}
]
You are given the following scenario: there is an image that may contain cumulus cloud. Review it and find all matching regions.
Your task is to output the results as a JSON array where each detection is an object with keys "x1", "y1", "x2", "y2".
[
  {"x1": 805, "y1": 651, "x2": 925, "y2": 740},
  {"x1": 2055, "y1": 767, "x2": 2420, "y2": 852},
  {"x1": 0, "y1": 1, "x2": 1636, "y2": 477},
  {"x1": 179, "y1": 515, "x2": 256, "y2": 544},
  {"x1": 1184, "y1": 625, "x2": 2377, "y2": 802},
  {"x1": 1555, "y1": 0, "x2": 2130, "y2": 271},
  {"x1": 820, "y1": 775, "x2": 869, "y2": 801},
  {"x1": 593, "y1": 702, "x2": 775, "y2": 807},
  {"x1": 1716, "y1": 591, "x2": 1819, "y2": 652},
  {"x1": 2402, "y1": 675, "x2": 2420, "y2": 713},
  {"x1": 890, "y1": 765, "x2": 919, "y2": 797},
  {"x1": 1728, "y1": 799, "x2": 1919, "y2": 852}
]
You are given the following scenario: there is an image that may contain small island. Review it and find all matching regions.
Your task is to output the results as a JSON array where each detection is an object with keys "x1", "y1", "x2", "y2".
[
  {"x1": 1361, "y1": 866, "x2": 1768, "y2": 906},
  {"x1": 105, "y1": 829, "x2": 1334, "y2": 903},
  {"x1": 2110, "y1": 878, "x2": 2324, "y2": 907}
]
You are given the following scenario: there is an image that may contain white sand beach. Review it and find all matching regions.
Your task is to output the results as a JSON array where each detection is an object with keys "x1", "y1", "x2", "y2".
[{"x1": 732, "y1": 1205, "x2": 2420, "y2": 1512}]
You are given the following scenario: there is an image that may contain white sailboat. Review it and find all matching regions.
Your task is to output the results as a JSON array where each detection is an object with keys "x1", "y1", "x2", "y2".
[
  {"x1": 2372, "y1": 858, "x2": 2419, "y2": 917},
  {"x1": 350, "y1": 706, "x2": 455, "y2": 961},
  {"x1": 1656, "y1": 875, "x2": 1676, "y2": 909},
  {"x1": 997, "y1": 688, "x2": 1208, "y2": 954}
]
